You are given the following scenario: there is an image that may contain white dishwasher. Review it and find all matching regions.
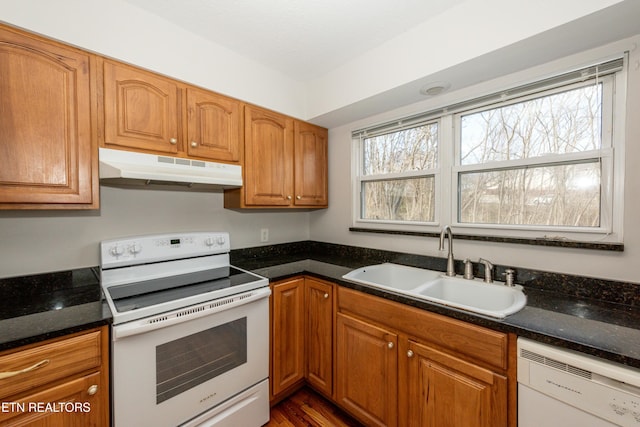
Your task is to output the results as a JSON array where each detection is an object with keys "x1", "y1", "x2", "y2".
[{"x1": 518, "y1": 338, "x2": 640, "y2": 427}]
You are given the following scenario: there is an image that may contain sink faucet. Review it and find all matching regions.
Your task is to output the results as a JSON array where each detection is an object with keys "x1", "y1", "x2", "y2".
[
  {"x1": 439, "y1": 226, "x2": 455, "y2": 277},
  {"x1": 478, "y1": 258, "x2": 494, "y2": 283}
]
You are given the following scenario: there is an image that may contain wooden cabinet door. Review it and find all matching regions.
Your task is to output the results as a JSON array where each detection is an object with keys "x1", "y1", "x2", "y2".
[
  {"x1": 336, "y1": 313, "x2": 398, "y2": 427},
  {"x1": 0, "y1": 371, "x2": 106, "y2": 426},
  {"x1": 305, "y1": 278, "x2": 333, "y2": 396},
  {"x1": 0, "y1": 26, "x2": 97, "y2": 208},
  {"x1": 243, "y1": 105, "x2": 294, "y2": 206},
  {"x1": 186, "y1": 88, "x2": 241, "y2": 162},
  {"x1": 406, "y1": 340, "x2": 507, "y2": 427},
  {"x1": 103, "y1": 61, "x2": 180, "y2": 154},
  {"x1": 271, "y1": 278, "x2": 306, "y2": 397},
  {"x1": 294, "y1": 121, "x2": 328, "y2": 207}
]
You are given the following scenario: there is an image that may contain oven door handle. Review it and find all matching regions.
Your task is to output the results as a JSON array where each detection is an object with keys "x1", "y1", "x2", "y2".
[{"x1": 112, "y1": 286, "x2": 271, "y2": 340}]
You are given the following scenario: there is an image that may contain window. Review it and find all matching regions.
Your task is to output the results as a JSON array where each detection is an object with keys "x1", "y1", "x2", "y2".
[
  {"x1": 353, "y1": 57, "x2": 625, "y2": 242},
  {"x1": 358, "y1": 122, "x2": 439, "y2": 224}
]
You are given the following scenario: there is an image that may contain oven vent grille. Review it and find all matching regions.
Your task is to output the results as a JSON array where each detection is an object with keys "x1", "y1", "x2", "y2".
[
  {"x1": 521, "y1": 348, "x2": 593, "y2": 379},
  {"x1": 208, "y1": 291, "x2": 257, "y2": 309},
  {"x1": 149, "y1": 315, "x2": 169, "y2": 324},
  {"x1": 177, "y1": 305, "x2": 206, "y2": 317},
  {"x1": 144, "y1": 290, "x2": 260, "y2": 326}
]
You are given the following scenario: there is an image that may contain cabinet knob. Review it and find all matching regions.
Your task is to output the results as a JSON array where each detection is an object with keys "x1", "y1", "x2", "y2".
[
  {"x1": 387, "y1": 341, "x2": 394, "y2": 349},
  {"x1": 407, "y1": 350, "x2": 414, "y2": 358},
  {"x1": 191, "y1": 141, "x2": 198, "y2": 148},
  {"x1": 286, "y1": 196, "x2": 292, "y2": 200},
  {"x1": 87, "y1": 385, "x2": 98, "y2": 396},
  {"x1": 169, "y1": 138, "x2": 177, "y2": 145},
  {"x1": 296, "y1": 195, "x2": 301, "y2": 200},
  {"x1": 323, "y1": 293, "x2": 329, "y2": 299}
]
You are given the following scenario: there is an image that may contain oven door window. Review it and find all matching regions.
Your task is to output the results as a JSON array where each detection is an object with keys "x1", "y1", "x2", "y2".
[{"x1": 156, "y1": 317, "x2": 247, "y2": 403}]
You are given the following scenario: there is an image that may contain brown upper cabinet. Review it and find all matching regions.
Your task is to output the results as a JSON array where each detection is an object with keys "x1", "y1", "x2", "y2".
[
  {"x1": 186, "y1": 87, "x2": 241, "y2": 162},
  {"x1": 224, "y1": 105, "x2": 328, "y2": 208},
  {"x1": 0, "y1": 23, "x2": 325, "y2": 210},
  {"x1": 0, "y1": 24, "x2": 98, "y2": 209},
  {"x1": 294, "y1": 121, "x2": 328, "y2": 207},
  {"x1": 100, "y1": 60, "x2": 241, "y2": 163},
  {"x1": 102, "y1": 61, "x2": 181, "y2": 155}
]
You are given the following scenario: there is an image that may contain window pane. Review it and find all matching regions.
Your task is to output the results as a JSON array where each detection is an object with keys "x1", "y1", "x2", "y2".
[
  {"x1": 363, "y1": 123, "x2": 438, "y2": 175},
  {"x1": 459, "y1": 161, "x2": 600, "y2": 227},
  {"x1": 362, "y1": 177, "x2": 435, "y2": 222},
  {"x1": 460, "y1": 84, "x2": 602, "y2": 165}
]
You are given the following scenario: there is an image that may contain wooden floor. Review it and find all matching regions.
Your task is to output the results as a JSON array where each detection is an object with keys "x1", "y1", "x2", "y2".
[{"x1": 265, "y1": 387, "x2": 363, "y2": 427}]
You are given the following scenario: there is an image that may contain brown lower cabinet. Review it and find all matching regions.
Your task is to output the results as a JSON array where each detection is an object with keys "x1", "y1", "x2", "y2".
[
  {"x1": 271, "y1": 277, "x2": 306, "y2": 397},
  {"x1": 336, "y1": 312, "x2": 398, "y2": 426},
  {"x1": 405, "y1": 340, "x2": 507, "y2": 427},
  {"x1": 270, "y1": 277, "x2": 516, "y2": 427},
  {"x1": 0, "y1": 326, "x2": 110, "y2": 426},
  {"x1": 270, "y1": 276, "x2": 334, "y2": 401}
]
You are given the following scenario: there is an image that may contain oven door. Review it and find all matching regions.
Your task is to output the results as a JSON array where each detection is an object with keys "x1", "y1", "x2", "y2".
[{"x1": 111, "y1": 287, "x2": 270, "y2": 427}]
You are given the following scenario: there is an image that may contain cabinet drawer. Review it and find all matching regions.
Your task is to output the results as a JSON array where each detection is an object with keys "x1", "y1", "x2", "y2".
[
  {"x1": 0, "y1": 330, "x2": 102, "y2": 400},
  {"x1": 0, "y1": 371, "x2": 103, "y2": 426}
]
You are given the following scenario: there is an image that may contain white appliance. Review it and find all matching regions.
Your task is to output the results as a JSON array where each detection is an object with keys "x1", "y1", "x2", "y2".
[
  {"x1": 100, "y1": 232, "x2": 270, "y2": 427},
  {"x1": 99, "y1": 147, "x2": 242, "y2": 190},
  {"x1": 518, "y1": 337, "x2": 640, "y2": 427}
]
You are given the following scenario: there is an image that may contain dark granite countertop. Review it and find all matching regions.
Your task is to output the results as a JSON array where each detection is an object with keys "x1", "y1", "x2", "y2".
[
  {"x1": 232, "y1": 248, "x2": 640, "y2": 370},
  {"x1": 0, "y1": 267, "x2": 112, "y2": 352},
  {"x1": 1, "y1": 241, "x2": 638, "y2": 373}
]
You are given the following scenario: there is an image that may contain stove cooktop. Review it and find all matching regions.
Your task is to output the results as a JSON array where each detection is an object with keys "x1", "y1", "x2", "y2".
[{"x1": 107, "y1": 266, "x2": 264, "y2": 314}]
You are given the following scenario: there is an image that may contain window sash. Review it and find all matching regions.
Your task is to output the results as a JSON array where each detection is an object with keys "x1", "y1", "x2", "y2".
[{"x1": 352, "y1": 56, "x2": 624, "y2": 240}]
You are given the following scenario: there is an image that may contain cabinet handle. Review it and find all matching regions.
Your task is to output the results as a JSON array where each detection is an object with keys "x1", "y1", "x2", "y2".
[
  {"x1": 407, "y1": 350, "x2": 414, "y2": 358},
  {"x1": 387, "y1": 342, "x2": 394, "y2": 349},
  {"x1": 296, "y1": 195, "x2": 301, "y2": 200},
  {"x1": 323, "y1": 293, "x2": 329, "y2": 299},
  {"x1": 286, "y1": 196, "x2": 292, "y2": 200},
  {"x1": 191, "y1": 141, "x2": 198, "y2": 148},
  {"x1": 87, "y1": 384, "x2": 99, "y2": 396},
  {"x1": 169, "y1": 138, "x2": 177, "y2": 145},
  {"x1": 0, "y1": 359, "x2": 49, "y2": 380}
]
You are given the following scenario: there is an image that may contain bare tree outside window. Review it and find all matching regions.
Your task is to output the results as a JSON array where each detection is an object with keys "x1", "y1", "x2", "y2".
[
  {"x1": 354, "y1": 60, "x2": 622, "y2": 239},
  {"x1": 361, "y1": 124, "x2": 438, "y2": 222},
  {"x1": 458, "y1": 84, "x2": 603, "y2": 228}
]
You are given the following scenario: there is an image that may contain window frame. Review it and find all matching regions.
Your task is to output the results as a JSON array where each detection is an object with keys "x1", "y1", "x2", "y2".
[
  {"x1": 354, "y1": 119, "x2": 442, "y2": 230},
  {"x1": 351, "y1": 57, "x2": 627, "y2": 243}
]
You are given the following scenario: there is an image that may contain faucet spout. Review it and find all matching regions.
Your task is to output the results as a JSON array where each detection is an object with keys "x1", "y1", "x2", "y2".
[{"x1": 439, "y1": 226, "x2": 455, "y2": 277}]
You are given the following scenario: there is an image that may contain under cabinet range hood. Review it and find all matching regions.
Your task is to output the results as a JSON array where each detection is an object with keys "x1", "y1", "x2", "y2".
[{"x1": 99, "y1": 148, "x2": 242, "y2": 191}]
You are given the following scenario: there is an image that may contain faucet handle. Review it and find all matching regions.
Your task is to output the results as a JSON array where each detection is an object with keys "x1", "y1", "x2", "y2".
[
  {"x1": 463, "y1": 258, "x2": 474, "y2": 280},
  {"x1": 504, "y1": 268, "x2": 516, "y2": 287},
  {"x1": 478, "y1": 258, "x2": 494, "y2": 283}
]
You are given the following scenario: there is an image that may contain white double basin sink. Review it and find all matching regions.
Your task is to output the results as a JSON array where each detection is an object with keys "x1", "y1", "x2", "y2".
[{"x1": 342, "y1": 263, "x2": 526, "y2": 319}]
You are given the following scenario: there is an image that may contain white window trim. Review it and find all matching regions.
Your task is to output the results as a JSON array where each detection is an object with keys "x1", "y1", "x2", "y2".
[{"x1": 351, "y1": 56, "x2": 627, "y2": 244}]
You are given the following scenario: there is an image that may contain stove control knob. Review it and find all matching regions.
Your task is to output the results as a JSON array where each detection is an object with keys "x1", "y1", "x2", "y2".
[
  {"x1": 216, "y1": 236, "x2": 226, "y2": 245},
  {"x1": 129, "y1": 243, "x2": 141, "y2": 255},
  {"x1": 109, "y1": 245, "x2": 124, "y2": 257},
  {"x1": 204, "y1": 237, "x2": 216, "y2": 247}
]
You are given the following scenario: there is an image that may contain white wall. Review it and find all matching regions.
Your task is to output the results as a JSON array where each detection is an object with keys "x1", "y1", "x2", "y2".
[
  {"x1": 0, "y1": 187, "x2": 309, "y2": 278},
  {"x1": 310, "y1": 36, "x2": 640, "y2": 283},
  {"x1": 0, "y1": 0, "x2": 313, "y2": 278},
  {"x1": 1, "y1": 1, "x2": 638, "y2": 282},
  {"x1": 305, "y1": 0, "x2": 626, "y2": 121},
  {"x1": 0, "y1": 0, "x2": 307, "y2": 119}
]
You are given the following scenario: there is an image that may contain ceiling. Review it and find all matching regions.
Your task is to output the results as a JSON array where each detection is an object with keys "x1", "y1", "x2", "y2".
[
  {"x1": 122, "y1": 0, "x2": 640, "y2": 127},
  {"x1": 124, "y1": 0, "x2": 466, "y2": 81}
]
